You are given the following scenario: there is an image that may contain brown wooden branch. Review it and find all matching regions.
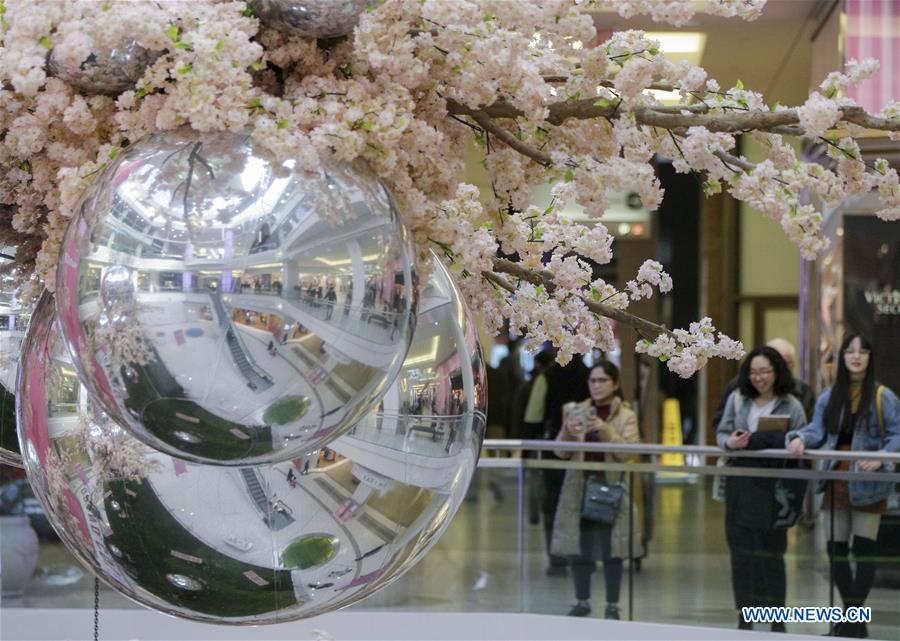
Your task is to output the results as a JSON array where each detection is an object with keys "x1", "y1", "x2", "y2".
[
  {"x1": 448, "y1": 97, "x2": 900, "y2": 135},
  {"x1": 489, "y1": 257, "x2": 675, "y2": 342},
  {"x1": 469, "y1": 111, "x2": 552, "y2": 166}
]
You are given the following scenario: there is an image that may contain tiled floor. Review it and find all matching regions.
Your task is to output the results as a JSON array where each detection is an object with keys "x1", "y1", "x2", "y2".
[{"x1": 4, "y1": 469, "x2": 899, "y2": 640}]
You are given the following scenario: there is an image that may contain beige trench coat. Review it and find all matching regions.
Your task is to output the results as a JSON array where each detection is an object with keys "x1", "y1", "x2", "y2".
[{"x1": 550, "y1": 397, "x2": 645, "y2": 560}]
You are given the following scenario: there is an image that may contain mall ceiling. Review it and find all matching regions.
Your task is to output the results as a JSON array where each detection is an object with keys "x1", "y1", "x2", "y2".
[{"x1": 591, "y1": 0, "x2": 831, "y2": 106}]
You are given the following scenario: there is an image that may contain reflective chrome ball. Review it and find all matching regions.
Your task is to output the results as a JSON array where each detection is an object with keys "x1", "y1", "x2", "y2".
[
  {"x1": 19, "y1": 291, "x2": 483, "y2": 623},
  {"x1": 249, "y1": 0, "x2": 372, "y2": 39},
  {"x1": 47, "y1": 42, "x2": 160, "y2": 96},
  {"x1": 56, "y1": 127, "x2": 417, "y2": 465}
]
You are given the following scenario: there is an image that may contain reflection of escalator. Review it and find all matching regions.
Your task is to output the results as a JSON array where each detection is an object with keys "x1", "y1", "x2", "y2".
[
  {"x1": 240, "y1": 469, "x2": 294, "y2": 531},
  {"x1": 208, "y1": 291, "x2": 273, "y2": 392}
]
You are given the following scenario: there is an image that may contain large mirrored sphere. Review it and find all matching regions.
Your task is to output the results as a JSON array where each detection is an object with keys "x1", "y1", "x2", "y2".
[
  {"x1": 18, "y1": 289, "x2": 484, "y2": 623},
  {"x1": 55, "y1": 127, "x2": 417, "y2": 465},
  {"x1": 47, "y1": 42, "x2": 160, "y2": 96},
  {"x1": 0, "y1": 277, "x2": 28, "y2": 467},
  {"x1": 249, "y1": 0, "x2": 373, "y2": 39}
]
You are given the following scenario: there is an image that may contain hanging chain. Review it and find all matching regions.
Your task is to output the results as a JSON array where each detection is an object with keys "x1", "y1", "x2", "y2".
[{"x1": 94, "y1": 577, "x2": 100, "y2": 641}]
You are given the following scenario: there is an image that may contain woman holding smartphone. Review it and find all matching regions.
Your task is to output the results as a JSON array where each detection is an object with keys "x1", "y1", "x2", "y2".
[
  {"x1": 551, "y1": 362, "x2": 642, "y2": 620},
  {"x1": 787, "y1": 334, "x2": 900, "y2": 638},
  {"x1": 716, "y1": 346, "x2": 806, "y2": 631}
]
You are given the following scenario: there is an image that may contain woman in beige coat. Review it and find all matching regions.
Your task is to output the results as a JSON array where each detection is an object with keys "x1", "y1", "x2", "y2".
[{"x1": 551, "y1": 362, "x2": 643, "y2": 619}]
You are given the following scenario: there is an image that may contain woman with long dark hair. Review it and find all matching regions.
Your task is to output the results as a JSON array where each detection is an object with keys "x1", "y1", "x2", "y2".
[
  {"x1": 716, "y1": 346, "x2": 807, "y2": 632},
  {"x1": 788, "y1": 334, "x2": 900, "y2": 638},
  {"x1": 551, "y1": 362, "x2": 642, "y2": 620}
]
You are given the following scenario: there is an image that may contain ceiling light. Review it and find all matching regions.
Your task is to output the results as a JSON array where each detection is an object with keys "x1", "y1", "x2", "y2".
[{"x1": 645, "y1": 32, "x2": 706, "y2": 54}]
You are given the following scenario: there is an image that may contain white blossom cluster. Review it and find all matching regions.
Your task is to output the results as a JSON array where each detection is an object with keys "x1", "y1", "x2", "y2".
[{"x1": 1, "y1": 0, "x2": 898, "y2": 374}]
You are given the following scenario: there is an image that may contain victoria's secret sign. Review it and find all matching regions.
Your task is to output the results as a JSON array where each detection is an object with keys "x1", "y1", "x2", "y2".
[{"x1": 865, "y1": 289, "x2": 900, "y2": 316}]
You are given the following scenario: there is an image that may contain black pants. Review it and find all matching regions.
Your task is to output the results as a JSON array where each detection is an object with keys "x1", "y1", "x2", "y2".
[
  {"x1": 725, "y1": 518, "x2": 787, "y2": 609},
  {"x1": 571, "y1": 518, "x2": 623, "y2": 603}
]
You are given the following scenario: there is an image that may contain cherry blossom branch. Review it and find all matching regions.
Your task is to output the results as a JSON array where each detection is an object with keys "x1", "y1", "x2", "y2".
[
  {"x1": 449, "y1": 98, "x2": 900, "y2": 134},
  {"x1": 489, "y1": 257, "x2": 675, "y2": 341},
  {"x1": 469, "y1": 111, "x2": 552, "y2": 166}
]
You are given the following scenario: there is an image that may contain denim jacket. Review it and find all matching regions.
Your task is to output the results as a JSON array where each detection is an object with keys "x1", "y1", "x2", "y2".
[{"x1": 786, "y1": 385, "x2": 900, "y2": 506}]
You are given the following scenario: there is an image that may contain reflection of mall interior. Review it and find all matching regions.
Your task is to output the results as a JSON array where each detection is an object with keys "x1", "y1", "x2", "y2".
[{"x1": 3, "y1": 3, "x2": 900, "y2": 641}]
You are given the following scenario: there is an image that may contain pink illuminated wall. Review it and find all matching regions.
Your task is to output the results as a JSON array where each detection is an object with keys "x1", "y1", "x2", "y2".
[{"x1": 845, "y1": 0, "x2": 900, "y2": 112}]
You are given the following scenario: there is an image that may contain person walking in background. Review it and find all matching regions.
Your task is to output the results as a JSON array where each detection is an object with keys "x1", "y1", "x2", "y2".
[
  {"x1": 788, "y1": 334, "x2": 900, "y2": 638},
  {"x1": 717, "y1": 346, "x2": 807, "y2": 632},
  {"x1": 522, "y1": 349, "x2": 568, "y2": 575},
  {"x1": 552, "y1": 362, "x2": 642, "y2": 620}
]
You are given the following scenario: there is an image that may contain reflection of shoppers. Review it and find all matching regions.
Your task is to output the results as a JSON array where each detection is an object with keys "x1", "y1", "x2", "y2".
[
  {"x1": 717, "y1": 346, "x2": 806, "y2": 632},
  {"x1": 788, "y1": 334, "x2": 900, "y2": 638},
  {"x1": 324, "y1": 288, "x2": 337, "y2": 320},
  {"x1": 552, "y1": 362, "x2": 642, "y2": 620}
]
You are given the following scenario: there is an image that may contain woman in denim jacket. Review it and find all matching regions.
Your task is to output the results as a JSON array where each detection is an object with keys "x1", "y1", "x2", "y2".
[
  {"x1": 787, "y1": 334, "x2": 900, "y2": 638},
  {"x1": 716, "y1": 346, "x2": 807, "y2": 632}
]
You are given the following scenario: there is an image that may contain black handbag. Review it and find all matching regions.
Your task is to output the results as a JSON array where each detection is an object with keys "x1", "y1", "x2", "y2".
[{"x1": 580, "y1": 476, "x2": 624, "y2": 525}]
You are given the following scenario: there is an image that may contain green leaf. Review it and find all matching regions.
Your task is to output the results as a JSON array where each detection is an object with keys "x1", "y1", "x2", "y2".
[
  {"x1": 564, "y1": 169, "x2": 574, "y2": 183},
  {"x1": 241, "y1": 6, "x2": 255, "y2": 17},
  {"x1": 250, "y1": 60, "x2": 264, "y2": 71},
  {"x1": 248, "y1": 97, "x2": 262, "y2": 108},
  {"x1": 339, "y1": 63, "x2": 352, "y2": 79},
  {"x1": 593, "y1": 97, "x2": 612, "y2": 108},
  {"x1": 165, "y1": 24, "x2": 179, "y2": 43},
  {"x1": 177, "y1": 63, "x2": 192, "y2": 74},
  {"x1": 591, "y1": 287, "x2": 601, "y2": 301},
  {"x1": 483, "y1": 14, "x2": 495, "y2": 22},
  {"x1": 735, "y1": 79, "x2": 744, "y2": 90},
  {"x1": 824, "y1": 86, "x2": 837, "y2": 99},
  {"x1": 771, "y1": 101, "x2": 780, "y2": 111},
  {"x1": 0, "y1": 3, "x2": 6, "y2": 15},
  {"x1": 107, "y1": 147, "x2": 120, "y2": 160},
  {"x1": 277, "y1": 118, "x2": 289, "y2": 130},
  {"x1": 39, "y1": 35, "x2": 51, "y2": 49},
  {"x1": 648, "y1": 46, "x2": 659, "y2": 55},
  {"x1": 19, "y1": 160, "x2": 30, "y2": 172},
  {"x1": 135, "y1": 87, "x2": 148, "y2": 100},
  {"x1": 174, "y1": 41, "x2": 190, "y2": 50},
  {"x1": 451, "y1": 64, "x2": 462, "y2": 74},
  {"x1": 214, "y1": 38, "x2": 224, "y2": 52}
]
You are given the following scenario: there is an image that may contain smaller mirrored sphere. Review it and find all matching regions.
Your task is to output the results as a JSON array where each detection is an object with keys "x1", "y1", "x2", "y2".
[
  {"x1": 56, "y1": 127, "x2": 417, "y2": 465},
  {"x1": 47, "y1": 42, "x2": 160, "y2": 96},
  {"x1": 18, "y1": 289, "x2": 484, "y2": 623},
  {"x1": 249, "y1": 0, "x2": 373, "y2": 39}
]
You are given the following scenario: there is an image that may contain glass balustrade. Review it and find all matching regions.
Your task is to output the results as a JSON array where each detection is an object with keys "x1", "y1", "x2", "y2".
[{"x1": 3, "y1": 442, "x2": 899, "y2": 640}]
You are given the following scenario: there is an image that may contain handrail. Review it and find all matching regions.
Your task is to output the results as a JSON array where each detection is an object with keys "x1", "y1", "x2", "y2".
[{"x1": 481, "y1": 438, "x2": 900, "y2": 462}]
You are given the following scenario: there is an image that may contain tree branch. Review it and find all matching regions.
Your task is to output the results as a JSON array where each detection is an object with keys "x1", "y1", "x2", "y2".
[
  {"x1": 448, "y1": 98, "x2": 900, "y2": 135},
  {"x1": 488, "y1": 257, "x2": 675, "y2": 342},
  {"x1": 469, "y1": 111, "x2": 552, "y2": 166}
]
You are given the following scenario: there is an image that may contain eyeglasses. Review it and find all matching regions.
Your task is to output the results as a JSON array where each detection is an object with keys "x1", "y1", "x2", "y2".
[
  {"x1": 749, "y1": 369, "x2": 774, "y2": 378},
  {"x1": 589, "y1": 377, "x2": 612, "y2": 384},
  {"x1": 842, "y1": 349, "x2": 871, "y2": 357}
]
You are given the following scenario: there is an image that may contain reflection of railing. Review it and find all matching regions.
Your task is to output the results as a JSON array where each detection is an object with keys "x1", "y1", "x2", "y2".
[
  {"x1": 346, "y1": 412, "x2": 486, "y2": 457},
  {"x1": 222, "y1": 280, "x2": 406, "y2": 342}
]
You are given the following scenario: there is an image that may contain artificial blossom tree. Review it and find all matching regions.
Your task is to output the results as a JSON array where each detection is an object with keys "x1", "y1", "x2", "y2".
[{"x1": 1, "y1": 0, "x2": 898, "y2": 376}]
